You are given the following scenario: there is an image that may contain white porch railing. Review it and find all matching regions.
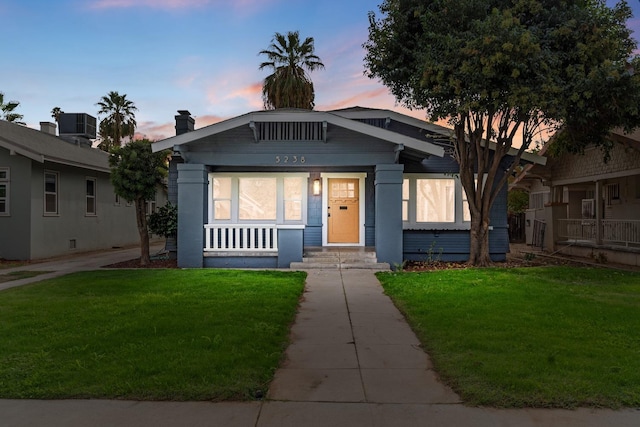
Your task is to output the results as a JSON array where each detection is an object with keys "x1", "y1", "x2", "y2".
[
  {"x1": 557, "y1": 219, "x2": 597, "y2": 241},
  {"x1": 557, "y1": 219, "x2": 640, "y2": 247},
  {"x1": 204, "y1": 224, "x2": 278, "y2": 252},
  {"x1": 602, "y1": 220, "x2": 640, "y2": 247}
]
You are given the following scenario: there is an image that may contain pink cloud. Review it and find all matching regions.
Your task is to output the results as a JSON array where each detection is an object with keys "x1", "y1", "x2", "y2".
[
  {"x1": 135, "y1": 114, "x2": 227, "y2": 141},
  {"x1": 317, "y1": 87, "x2": 390, "y2": 111},
  {"x1": 226, "y1": 82, "x2": 262, "y2": 100}
]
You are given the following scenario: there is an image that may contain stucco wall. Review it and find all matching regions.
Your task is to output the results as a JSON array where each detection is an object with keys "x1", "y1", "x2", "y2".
[
  {"x1": 0, "y1": 148, "x2": 32, "y2": 260},
  {"x1": 28, "y1": 161, "x2": 141, "y2": 260}
]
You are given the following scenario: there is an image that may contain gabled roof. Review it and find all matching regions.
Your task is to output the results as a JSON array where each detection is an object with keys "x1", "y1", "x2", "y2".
[
  {"x1": 334, "y1": 107, "x2": 545, "y2": 165},
  {"x1": 151, "y1": 108, "x2": 446, "y2": 158},
  {"x1": 153, "y1": 106, "x2": 546, "y2": 165},
  {"x1": 0, "y1": 120, "x2": 110, "y2": 172}
]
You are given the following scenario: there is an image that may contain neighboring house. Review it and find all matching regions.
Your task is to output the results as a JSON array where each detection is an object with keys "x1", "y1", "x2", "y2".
[
  {"x1": 153, "y1": 107, "x2": 544, "y2": 269},
  {"x1": 0, "y1": 117, "x2": 166, "y2": 260},
  {"x1": 511, "y1": 129, "x2": 640, "y2": 266}
]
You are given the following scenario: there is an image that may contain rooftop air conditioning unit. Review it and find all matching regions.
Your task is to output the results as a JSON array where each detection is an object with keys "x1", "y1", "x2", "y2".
[{"x1": 58, "y1": 113, "x2": 97, "y2": 139}]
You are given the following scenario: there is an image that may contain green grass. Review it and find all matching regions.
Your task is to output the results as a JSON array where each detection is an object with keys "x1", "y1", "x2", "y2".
[
  {"x1": 0, "y1": 269, "x2": 306, "y2": 401},
  {"x1": 0, "y1": 271, "x2": 51, "y2": 284},
  {"x1": 377, "y1": 266, "x2": 640, "y2": 408}
]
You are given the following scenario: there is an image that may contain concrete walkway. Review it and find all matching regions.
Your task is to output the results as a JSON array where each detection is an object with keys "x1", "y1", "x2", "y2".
[
  {"x1": 1, "y1": 253, "x2": 640, "y2": 426},
  {"x1": 0, "y1": 243, "x2": 164, "y2": 291}
]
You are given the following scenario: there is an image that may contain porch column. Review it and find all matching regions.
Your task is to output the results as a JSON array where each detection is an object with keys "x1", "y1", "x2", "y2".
[
  {"x1": 177, "y1": 163, "x2": 208, "y2": 268},
  {"x1": 595, "y1": 180, "x2": 603, "y2": 245},
  {"x1": 375, "y1": 164, "x2": 404, "y2": 268}
]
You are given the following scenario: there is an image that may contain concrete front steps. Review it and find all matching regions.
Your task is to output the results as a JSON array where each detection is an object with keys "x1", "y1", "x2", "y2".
[{"x1": 290, "y1": 247, "x2": 390, "y2": 270}]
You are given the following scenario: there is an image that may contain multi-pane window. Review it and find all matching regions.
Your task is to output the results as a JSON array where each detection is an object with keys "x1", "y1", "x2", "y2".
[
  {"x1": 462, "y1": 185, "x2": 471, "y2": 222},
  {"x1": 86, "y1": 178, "x2": 96, "y2": 215},
  {"x1": 0, "y1": 168, "x2": 9, "y2": 216},
  {"x1": 212, "y1": 177, "x2": 232, "y2": 220},
  {"x1": 403, "y1": 174, "x2": 474, "y2": 229},
  {"x1": 146, "y1": 191, "x2": 157, "y2": 215},
  {"x1": 416, "y1": 178, "x2": 455, "y2": 222},
  {"x1": 210, "y1": 174, "x2": 307, "y2": 223},
  {"x1": 402, "y1": 179, "x2": 409, "y2": 221},
  {"x1": 606, "y1": 183, "x2": 620, "y2": 206},
  {"x1": 239, "y1": 177, "x2": 277, "y2": 220},
  {"x1": 529, "y1": 191, "x2": 549, "y2": 210},
  {"x1": 284, "y1": 177, "x2": 303, "y2": 221},
  {"x1": 44, "y1": 171, "x2": 59, "y2": 215}
]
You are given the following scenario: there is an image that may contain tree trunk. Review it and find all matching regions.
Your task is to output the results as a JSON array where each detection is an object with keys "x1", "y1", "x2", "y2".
[
  {"x1": 468, "y1": 212, "x2": 492, "y2": 266},
  {"x1": 135, "y1": 197, "x2": 150, "y2": 266}
]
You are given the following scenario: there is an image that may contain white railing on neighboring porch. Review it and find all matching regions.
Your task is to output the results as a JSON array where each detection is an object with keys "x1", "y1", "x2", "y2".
[
  {"x1": 557, "y1": 219, "x2": 640, "y2": 247},
  {"x1": 557, "y1": 219, "x2": 597, "y2": 241},
  {"x1": 602, "y1": 219, "x2": 640, "y2": 247},
  {"x1": 204, "y1": 224, "x2": 278, "y2": 252}
]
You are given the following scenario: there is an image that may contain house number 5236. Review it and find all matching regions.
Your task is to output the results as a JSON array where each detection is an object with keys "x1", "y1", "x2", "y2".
[{"x1": 275, "y1": 156, "x2": 305, "y2": 164}]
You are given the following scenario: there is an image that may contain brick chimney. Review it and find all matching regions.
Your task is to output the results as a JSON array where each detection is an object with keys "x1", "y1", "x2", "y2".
[
  {"x1": 40, "y1": 121, "x2": 57, "y2": 136},
  {"x1": 175, "y1": 110, "x2": 194, "y2": 135}
]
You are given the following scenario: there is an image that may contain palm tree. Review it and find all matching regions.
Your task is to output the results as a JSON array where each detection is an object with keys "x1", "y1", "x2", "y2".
[
  {"x1": 96, "y1": 91, "x2": 137, "y2": 150},
  {"x1": 50, "y1": 107, "x2": 63, "y2": 122},
  {"x1": 0, "y1": 92, "x2": 25, "y2": 124},
  {"x1": 259, "y1": 31, "x2": 324, "y2": 110}
]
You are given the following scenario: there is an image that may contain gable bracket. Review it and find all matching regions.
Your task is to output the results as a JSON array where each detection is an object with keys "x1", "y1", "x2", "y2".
[
  {"x1": 322, "y1": 121, "x2": 328, "y2": 143},
  {"x1": 385, "y1": 117, "x2": 391, "y2": 129},
  {"x1": 249, "y1": 121, "x2": 259, "y2": 143},
  {"x1": 394, "y1": 144, "x2": 404, "y2": 164}
]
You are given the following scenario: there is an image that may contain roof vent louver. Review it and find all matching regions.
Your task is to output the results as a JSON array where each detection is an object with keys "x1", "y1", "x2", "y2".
[{"x1": 255, "y1": 121, "x2": 325, "y2": 141}]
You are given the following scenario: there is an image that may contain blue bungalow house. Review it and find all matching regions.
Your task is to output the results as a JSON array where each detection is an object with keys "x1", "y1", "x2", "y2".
[{"x1": 152, "y1": 107, "x2": 543, "y2": 268}]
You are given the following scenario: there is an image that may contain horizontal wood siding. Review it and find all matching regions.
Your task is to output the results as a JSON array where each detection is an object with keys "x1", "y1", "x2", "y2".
[
  {"x1": 304, "y1": 225, "x2": 322, "y2": 246},
  {"x1": 186, "y1": 126, "x2": 397, "y2": 167},
  {"x1": 403, "y1": 155, "x2": 459, "y2": 174},
  {"x1": 403, "y1": 228, "x2": 508, "y2": 262},
  {"x1": 365, "y1": 174, "x2": 376, "y2": 246},
  {"x1": 204, "y1": 256, "x2": 277, "y2": 268},
  {"x1": 402, "y1": 183, "x2": 510, "y2": 262}
]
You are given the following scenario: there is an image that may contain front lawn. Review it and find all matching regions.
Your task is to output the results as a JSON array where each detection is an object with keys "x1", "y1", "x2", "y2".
[
  {"x1": 0, "y1": 269, "x2": 306, "y2": 400},
  {"x1": 377, "y1": 266, "x2": 640, "y2": 408},
  {"x1": 0, "y1": 271, "x2": 50, "y2": 284}
]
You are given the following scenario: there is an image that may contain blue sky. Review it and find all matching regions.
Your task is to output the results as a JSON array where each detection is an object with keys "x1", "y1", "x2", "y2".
[{"x1": 2, "y1": 0, "x2": 639, "y2": 141}]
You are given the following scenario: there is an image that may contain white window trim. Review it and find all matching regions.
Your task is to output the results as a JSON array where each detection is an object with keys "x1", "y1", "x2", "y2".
[
  {"x1": 207, "y1": 173, "x2": 309, "y2": 225},
  {"x1": 147, "y1": 191, "x2": 157, "y2": 215},
  {"x1": 403, "y1": 173, "x2": 471, "y2": 230},
  {"x1": 44, "y1": 170, "x2": 59, "y2": 216},
  {"x1": 86, "y1": 177, "x2": 97, "y2": 216},
  {"x1": 0, "y1": 167, "x2": 9, "y2": 216}
]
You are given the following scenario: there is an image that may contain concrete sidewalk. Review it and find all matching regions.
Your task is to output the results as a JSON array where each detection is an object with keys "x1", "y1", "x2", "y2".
[
  {"x1": 0, "y1": 243, "x2": 164, "y2": 291},
  {"x1": 1, "y1": 258, "x2": 639, "y2": 426}
]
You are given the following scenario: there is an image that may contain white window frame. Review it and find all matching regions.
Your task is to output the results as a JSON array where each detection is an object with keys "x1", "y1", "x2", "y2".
[
  {"x1": 86, "y1": 177, "x2": 97, "y2": 216},
  {"x1": 0, "y1": 167, "x2": 9, "y2": 216},
  {"x1": 147, "y1": 191, "x2": 157, "y2": 215},
  {"x1": 44, "y1": 170, "x2": 59, "y2": 216},
  {"x1": 207, "y1": 173, "x2": 309, "y2": 225},
  {"x1": 403, "y1": 174, "x2": 472, "y2": 230}
]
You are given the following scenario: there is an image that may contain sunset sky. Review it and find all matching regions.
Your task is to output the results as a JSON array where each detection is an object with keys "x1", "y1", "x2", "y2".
[{"x1": 2, "y1": 0, "x2": 639, "y2": 141}]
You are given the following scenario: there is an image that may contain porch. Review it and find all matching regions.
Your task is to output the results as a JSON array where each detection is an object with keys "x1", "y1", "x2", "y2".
[
  {"x1": 202, "y1": 223, "x2": 389, "y2": 269},
  {"x1": 557, "y1": 219, "x2": 640, "y2": 248}
]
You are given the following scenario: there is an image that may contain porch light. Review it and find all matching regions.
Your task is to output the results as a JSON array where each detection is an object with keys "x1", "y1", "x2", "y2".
[{"x1": 313, "y1": 179, "x2": 321, "y2": 196}]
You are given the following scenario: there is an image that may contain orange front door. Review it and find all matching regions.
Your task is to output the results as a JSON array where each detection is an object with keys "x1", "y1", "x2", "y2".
[{"x1": 328, "y1": 178, "x2": 359, "y2": 243}]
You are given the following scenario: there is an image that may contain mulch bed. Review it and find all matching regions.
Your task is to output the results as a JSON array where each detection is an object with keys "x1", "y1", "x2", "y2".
[{"x1": 104, "y1": 258, "x2": 178, "y2": 269}]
